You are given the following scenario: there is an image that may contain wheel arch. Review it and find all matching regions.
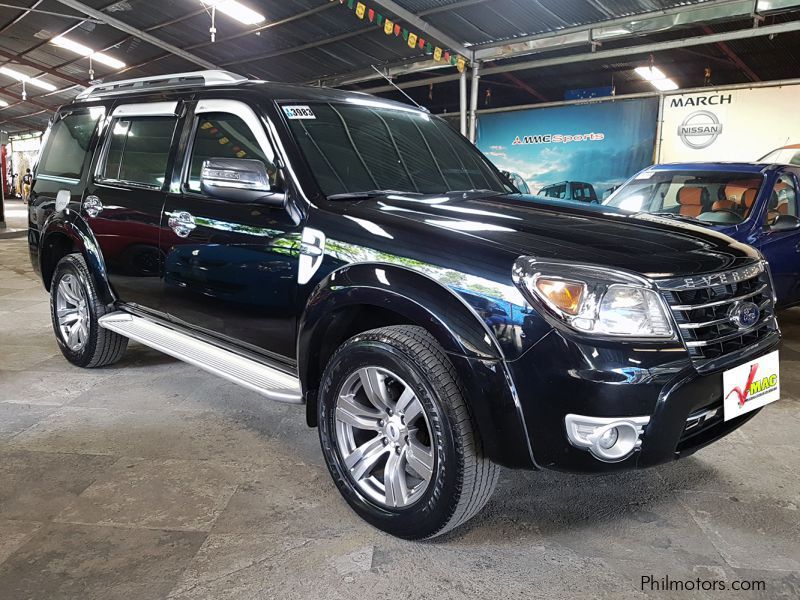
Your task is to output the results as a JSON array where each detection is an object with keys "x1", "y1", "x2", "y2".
[{"x1": 39, "y1": 211, "x2": 114, "y2": 304}]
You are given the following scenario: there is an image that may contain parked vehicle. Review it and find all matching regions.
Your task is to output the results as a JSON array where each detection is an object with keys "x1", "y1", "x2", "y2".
[
  {"x1": 500, "y1": 170, "x2": 531, "y2": 194},
  {"x1": 29, "y1": 71, "x2": 781, "y2": 540},
  {"x1": 759, "y1": 144, "x2": 800, "y2": 165},
  {"x1": 604, "y1": 163, "x2": 800, "y2": 307},
  {"x1": 539, "y1": 180, "x2": 598, "y2": 203}
]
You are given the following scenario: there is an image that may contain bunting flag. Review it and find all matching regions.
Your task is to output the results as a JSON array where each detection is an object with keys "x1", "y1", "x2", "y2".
[{"x1": 331, "y1": 0, "x2": 468, "y2": 72}]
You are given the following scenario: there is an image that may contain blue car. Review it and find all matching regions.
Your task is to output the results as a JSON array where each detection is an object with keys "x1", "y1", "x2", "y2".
[{"x1": 604, "y1": 163, "x2": 800, "y2": 307}]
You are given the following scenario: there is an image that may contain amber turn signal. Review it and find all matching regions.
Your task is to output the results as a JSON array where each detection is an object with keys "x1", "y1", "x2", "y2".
[{"x1": 535, "y1": 278, "x2": 585, "y2": 315}]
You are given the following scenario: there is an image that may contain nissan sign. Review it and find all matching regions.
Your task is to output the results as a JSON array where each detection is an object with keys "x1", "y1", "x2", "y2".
[{"x1": 678, "y1": 110, "x2": 723, "y2": 149}]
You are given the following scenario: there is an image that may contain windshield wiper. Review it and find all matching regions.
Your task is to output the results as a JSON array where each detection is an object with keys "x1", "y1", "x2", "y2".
[
  {"x1": 641, "y1": 211, "x2": 701, "y2": 223},
  {"x1": 327, "y1": 190, "x2": 420, "y2": 201},
  {"x1": 447, "y1": 189, "x2": 505, "y2": 197}
]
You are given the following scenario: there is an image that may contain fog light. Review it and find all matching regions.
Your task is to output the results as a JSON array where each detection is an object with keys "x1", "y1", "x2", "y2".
[
  {"x1": 598, "y1": 426, "x2": 619, "y2": 449},
  {"x1": 564, "y1": 414, "x2": 650, "y2": 463}
]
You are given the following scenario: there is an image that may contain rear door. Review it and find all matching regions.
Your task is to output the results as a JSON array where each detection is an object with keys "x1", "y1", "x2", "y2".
[
  {"x1": 159, "y1": 98, "x2": 303, "y2": 361},
  {"x1": 84, "y1": 101, "x2": 182, "y2": 308}
]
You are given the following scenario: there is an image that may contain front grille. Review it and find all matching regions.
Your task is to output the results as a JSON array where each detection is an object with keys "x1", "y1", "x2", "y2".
[{"x1": 656, "y1": 262, "x2": 778, "y2": 362}]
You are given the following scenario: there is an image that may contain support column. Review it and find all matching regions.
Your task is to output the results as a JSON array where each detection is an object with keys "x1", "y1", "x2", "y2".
[
  {"x1": 459, "y1": 68, "x2": 468, "y2": 137},
  {"x1": 469, "y1": 60, "x2": 481, "y2": 144}
]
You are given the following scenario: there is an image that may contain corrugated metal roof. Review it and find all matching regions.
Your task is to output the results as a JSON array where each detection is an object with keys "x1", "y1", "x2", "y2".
[{"x1": 0, "y1": 0, "x2": 798, "y2": 133}]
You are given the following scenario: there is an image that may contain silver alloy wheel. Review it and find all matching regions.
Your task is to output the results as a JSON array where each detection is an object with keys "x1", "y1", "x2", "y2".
[
  {"x1": 335, "y1": 366, "x2": 435, "y2": 508},
  {"x1": 55, "y1": 273, "x2": 90, "y2": 352}
]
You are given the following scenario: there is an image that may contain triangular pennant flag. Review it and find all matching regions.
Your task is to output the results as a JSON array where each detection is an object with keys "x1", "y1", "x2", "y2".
[
  {"x1": 355, "y1": 2, "x2": 366, "y2": 19},
  {"x1": 418, "y1": 37, "x2": 425, "y2": 50},
  {"x1": 425, "y1": 42, "x2": 433, "y2": 55},
  {"x1": 408, "y1": 32, "x2": 418, "y2": 48},
  {"x1": 456, "y1": 56, "x2": 467, "y2": 72},
  {"x1": 434, "y1": 47, "x2": 443, "y2": 61},
  {"x1": 384, "y1": 18, "x2": 393, "y2": 35},
  {"x1": 347, "y1": 0, "x2": 354, "y2": 8},
  {"x1": 377, "y1": 14, "x2": 383, "y2": 26},
  {"x1": 368, "y1": 8, "x2": 374, "y2": 22},
  {"x1": 402, "y1": 28, "x2": 409, "y2": 41},
  {"x1": 394, "y1": 23, "x2": 401, "y2": 36}
]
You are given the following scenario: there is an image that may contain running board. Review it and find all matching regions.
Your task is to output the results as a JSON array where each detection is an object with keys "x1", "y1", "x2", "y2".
[{"x1": 98, "y1": 312, "x2": 303, "y2": 404}]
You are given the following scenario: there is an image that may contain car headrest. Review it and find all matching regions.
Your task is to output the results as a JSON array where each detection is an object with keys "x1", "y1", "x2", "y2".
[
  {"x1": 741, "y1": 188, "x2": 758, "y2": 208},
  {"x1": 677, "y1": 186, "x2": 704, "y2": 206},
  {"x1": 725, "y1": 180, "x2": 761, "y2": 205}
]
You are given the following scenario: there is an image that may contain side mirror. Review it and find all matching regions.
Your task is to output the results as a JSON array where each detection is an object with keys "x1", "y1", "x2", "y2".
[
  {"x1": 769, "y1": 213, "x2": 800, "y2": 232},
  {"x1": 200, "y1": 158, "x2": 285, "y2": 206}
]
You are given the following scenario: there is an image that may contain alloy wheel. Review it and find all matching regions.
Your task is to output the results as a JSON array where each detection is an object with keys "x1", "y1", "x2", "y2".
[
  {"x1": 334, "y1": 366, "x2": 435, "y2": 509},
  {"x1": 55, "y1": 273, "x2": 90, "y2": 351}
]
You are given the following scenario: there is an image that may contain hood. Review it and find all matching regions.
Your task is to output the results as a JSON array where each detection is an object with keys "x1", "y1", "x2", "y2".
[{"x1": 331, "y1": 192, "x2": 759, "y2": 278}]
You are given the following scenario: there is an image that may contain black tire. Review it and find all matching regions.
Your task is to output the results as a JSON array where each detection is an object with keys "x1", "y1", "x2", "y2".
[
  {"x1": 50, "y1": 253, "x2": 128, "y2": 368},
  {"x1": 318, "y1": 325, "x2": 499, "y2": 540}
]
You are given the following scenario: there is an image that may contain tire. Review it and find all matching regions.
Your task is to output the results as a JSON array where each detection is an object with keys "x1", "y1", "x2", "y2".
[
  {"x1": 318, "y1": 325, "x2": 499, "y2": 540},
  {"x1": 50, "y1": 253, "x2": 128, "y2": 368}
]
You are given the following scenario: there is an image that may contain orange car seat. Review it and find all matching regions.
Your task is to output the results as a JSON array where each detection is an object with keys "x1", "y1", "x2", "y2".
[{"x1": 676, "y1": 186, "x2": 705, "y2": 217}]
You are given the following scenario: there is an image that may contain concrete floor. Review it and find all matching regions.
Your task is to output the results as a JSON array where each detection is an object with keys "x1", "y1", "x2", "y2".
[{"x1": 0, "y1": 234, "x2": 798, "y2": 600}]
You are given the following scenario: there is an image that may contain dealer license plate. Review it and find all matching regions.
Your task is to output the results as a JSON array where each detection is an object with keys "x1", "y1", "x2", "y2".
[{"x1": 722, "y1": 350, "x2": 780, "y2": 421}]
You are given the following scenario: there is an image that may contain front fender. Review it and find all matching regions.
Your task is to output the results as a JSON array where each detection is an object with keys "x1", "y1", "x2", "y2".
[
  {"x1": 298, "y1": 262, "x2": 536, "y2": 468},
  {"x1": 40, "y1": 209, "x2": 114, "y2": 304}
]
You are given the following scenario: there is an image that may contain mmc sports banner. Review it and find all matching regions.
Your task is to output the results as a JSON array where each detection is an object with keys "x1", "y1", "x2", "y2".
[
  {"x1": 477, "y1": 97, "x2": 659, "y2": 200},
  {"x1": 658, "y1": 84, "x2": 800, "y2": 163}
]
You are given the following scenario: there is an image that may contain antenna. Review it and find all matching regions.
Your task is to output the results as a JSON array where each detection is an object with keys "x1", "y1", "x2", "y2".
[{"x1": 370, "y1": 65, "x2": 429, "y2": 112}]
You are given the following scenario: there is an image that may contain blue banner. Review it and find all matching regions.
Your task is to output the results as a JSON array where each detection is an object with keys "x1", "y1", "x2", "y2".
[{"x1": 477, "y1": 98, "x2": 659, "y2": 201}]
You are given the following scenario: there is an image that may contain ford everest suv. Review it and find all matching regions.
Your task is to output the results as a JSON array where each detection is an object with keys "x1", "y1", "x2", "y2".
[{"x1": 28, "y1": 71, "x2": 781, "y2": 540}]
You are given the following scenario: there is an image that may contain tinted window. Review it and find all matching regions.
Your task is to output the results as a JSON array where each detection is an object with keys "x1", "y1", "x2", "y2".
[
  {"x1": 38, "y1": 110, "x2": 102, "y2": 179},
  {"x1": 285, "y1": 102, "x2": 506, "y2": 196},
  {"x1": 187, "y1": 112, "x2": 275, "y2": 191},
  {"x1": 100, "y1": 117, "x2": 177, "y2": 187}
]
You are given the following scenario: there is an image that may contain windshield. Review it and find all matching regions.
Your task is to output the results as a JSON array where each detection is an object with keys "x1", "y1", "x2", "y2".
[
  {"x1": 282, "y1": 100, "x2": 509, "y2": 197},
  {"x1": 603, "y1": 169, "x2": 764, "y2": 225}
]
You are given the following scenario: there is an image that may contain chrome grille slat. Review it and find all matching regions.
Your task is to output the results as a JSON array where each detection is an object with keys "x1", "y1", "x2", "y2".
[
  {"x1": 656, "y1": 261, "x2": 777, "y2": 362},
  {"x1": 670, "y1": 284, "x2": 767, "y2": 311}
]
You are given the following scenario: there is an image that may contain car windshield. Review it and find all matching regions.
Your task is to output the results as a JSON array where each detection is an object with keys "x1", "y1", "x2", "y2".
[
  {"x1": 759, "y1": 148, "x2": 800, "y2": 166},
  {"x1": 603, "y1": 169, "x2": 765, "y2": 225},
  {"x1": 282, "y1": 100, "x2": 510, "y2": 197}
]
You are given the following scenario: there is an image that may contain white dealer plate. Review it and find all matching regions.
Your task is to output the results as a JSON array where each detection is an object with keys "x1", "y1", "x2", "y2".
[{"x1": 722, "y1": 350, "x2": 780, "y2": 421}]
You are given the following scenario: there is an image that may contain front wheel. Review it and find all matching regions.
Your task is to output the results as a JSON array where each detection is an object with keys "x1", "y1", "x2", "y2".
[{"x1": 318, "y1": 325, "x2": 499, "y2": 539}]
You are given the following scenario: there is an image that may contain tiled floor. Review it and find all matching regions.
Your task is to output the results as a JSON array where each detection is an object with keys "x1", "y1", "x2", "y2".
[{"x1": 1, "y1": 235, "x2": 798, "y2": 599}]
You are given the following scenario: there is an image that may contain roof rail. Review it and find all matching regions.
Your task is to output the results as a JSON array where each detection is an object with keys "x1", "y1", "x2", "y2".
[{"x1": 75, "y1": 70, "x2": 248, "y2": 100}]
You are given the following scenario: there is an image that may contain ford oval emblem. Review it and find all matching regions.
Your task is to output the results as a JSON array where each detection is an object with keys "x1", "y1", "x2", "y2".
[{"x1": 728, "y1": 301, "x2": 760, "y2": 329}]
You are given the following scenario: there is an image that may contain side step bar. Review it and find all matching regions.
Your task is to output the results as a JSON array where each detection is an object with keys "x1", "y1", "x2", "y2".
[{"x1": 99, "y1": 312, "x2": 303, "y2": 404}]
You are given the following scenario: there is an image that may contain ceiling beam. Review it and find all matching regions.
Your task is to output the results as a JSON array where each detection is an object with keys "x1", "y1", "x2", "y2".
[
  {"x1": 367, "y1": 0, "x2": 471, "y2": 56},
  {"x1": 362, "y1": 19, "x2": 800, "y2": 93},
  {"x1": 54, "y1": 0, "x2": 219, "y2": 70},
  {"x1": 701, "y1": 25, "x2": 761, "y2": 82}
]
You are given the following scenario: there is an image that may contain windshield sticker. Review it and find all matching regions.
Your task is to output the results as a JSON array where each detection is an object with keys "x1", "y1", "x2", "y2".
[{"x1": 283, "y1": 105, "x2": 316, "y2": 120}]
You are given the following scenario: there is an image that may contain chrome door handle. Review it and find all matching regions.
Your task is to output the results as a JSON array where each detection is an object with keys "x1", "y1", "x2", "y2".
[
  {"x1": 168, "y1": 211, "x2": 197, "y2": 238},
  {"x1": 83, "y1": 195, "x2": 103, "y2": 217}
]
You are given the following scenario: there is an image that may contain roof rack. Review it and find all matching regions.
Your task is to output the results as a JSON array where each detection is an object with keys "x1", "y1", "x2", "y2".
[{"x1": 75, "y1": 70, "x2": 248, "y2": 100}]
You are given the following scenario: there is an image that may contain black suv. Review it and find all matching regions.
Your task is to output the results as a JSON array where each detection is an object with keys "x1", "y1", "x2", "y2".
[{"x1": 28, "y1": 71, "x2": 781, "y2": 540}]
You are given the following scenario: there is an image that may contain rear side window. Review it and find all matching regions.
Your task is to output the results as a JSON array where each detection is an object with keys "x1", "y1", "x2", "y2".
[
  {"x1": 99, "y1": 116, "x2": 177, "y2": 188},
  {"x1": 37, "y1": 110, "x2": 102, "y2": 180}
]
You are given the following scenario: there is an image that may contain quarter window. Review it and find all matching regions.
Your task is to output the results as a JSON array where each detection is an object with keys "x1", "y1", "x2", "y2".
[
  {"x1": 186, "y1": 112, "x2": 276, "y2": 192},
  {"x1": 767, "y1": 174, "x2": 798, "y2": 225},
  {"x1": 99, "y1": 116, "x2": 177, "y2": 187},
  {"x1": 38, "y1": 110, "x2": 102, "y2": 180}
]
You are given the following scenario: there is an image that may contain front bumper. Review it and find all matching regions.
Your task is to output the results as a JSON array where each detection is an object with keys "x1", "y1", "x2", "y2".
[{"x1": 506, "y1": 328, "x2": 780, "y2": 472}]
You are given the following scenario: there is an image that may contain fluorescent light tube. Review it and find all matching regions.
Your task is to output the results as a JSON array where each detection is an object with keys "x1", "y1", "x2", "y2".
[
  {"x1": 202, "y1": 1, "x2": 265, "y2": 25},
  {"x1": 51, "y1": 36, "x2": 126, "y2": 70},
  {"x1": 0, "y1": 67, "x2": 57, "y2": 91},
  {"x1": 634, "y1": 66, "x2": 679, "y2": 91}
]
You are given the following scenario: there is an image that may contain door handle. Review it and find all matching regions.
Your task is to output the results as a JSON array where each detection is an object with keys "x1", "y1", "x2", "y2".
[
  {"x1": 168, "y1": 211, "x2": 197, "y2": 238},
  {"x1": 83, "y1": 195, "x2": 103, "y2": 217}
]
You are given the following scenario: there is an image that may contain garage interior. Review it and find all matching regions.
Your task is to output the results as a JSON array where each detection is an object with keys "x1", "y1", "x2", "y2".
[{"x1": 1, "y1": 1, "x2": 800, "y2": 598}]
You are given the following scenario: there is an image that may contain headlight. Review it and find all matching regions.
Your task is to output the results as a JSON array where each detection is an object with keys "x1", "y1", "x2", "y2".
[{"x1": 513, "y1": 257, "x2": 674, "y2": 339}]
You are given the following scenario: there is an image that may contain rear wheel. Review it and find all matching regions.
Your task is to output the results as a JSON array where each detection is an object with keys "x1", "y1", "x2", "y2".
[
  {"x1": 50, "y1": 254, "x2": 128, "y2": 368},
  {"x1": 318, "y1": 325, "x2": 499, "y2": 539}
]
